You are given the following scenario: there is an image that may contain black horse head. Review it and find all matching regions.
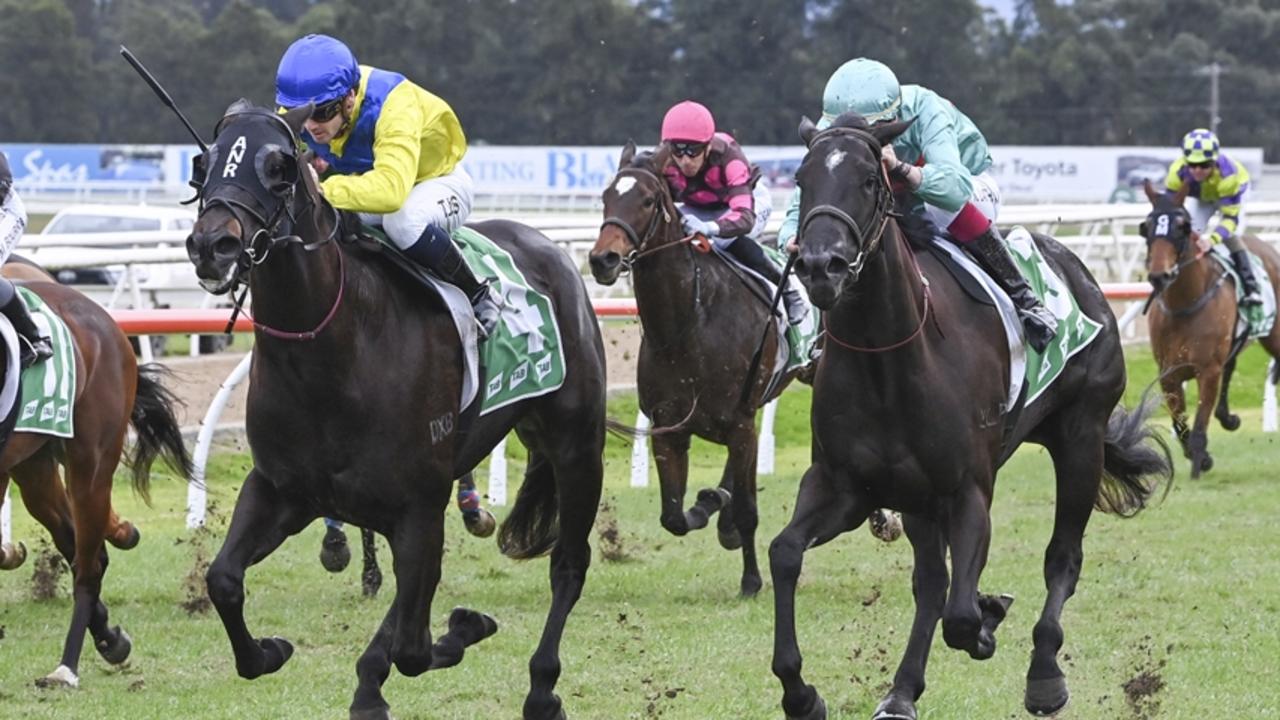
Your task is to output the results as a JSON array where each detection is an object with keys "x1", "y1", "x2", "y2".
[
  {"x1": 185, "y1": 100, "x2": 319, "y2": 294},
  {"x1": 792, "y1": 112, "x2": 913, "y2": 309},
  {"x1": 589, "y1": 141, "x2": 679, "y2": 285},
  {"x1": 1139, "y1": 179, "x2": 1193, "y2": 292}
]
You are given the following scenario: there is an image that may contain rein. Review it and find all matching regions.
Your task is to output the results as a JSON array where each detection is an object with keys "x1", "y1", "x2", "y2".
[
  {"x1": 1145, "y1": 239, "x2": 1223, "y2": 318},
  {"x1": 822, "y1": 229, "x2": 933, "y2": 353}
]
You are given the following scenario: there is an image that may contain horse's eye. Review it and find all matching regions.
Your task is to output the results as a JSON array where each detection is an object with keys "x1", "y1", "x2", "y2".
[
  {"x1": 642, "y1": 197, "x2": 655, "y2": 209},
  {"x1": 864, "y1": 175, "x2": 878, "y2": 188}
]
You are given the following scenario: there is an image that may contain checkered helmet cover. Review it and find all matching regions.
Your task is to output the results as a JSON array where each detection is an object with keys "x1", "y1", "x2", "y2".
[{"x1": 1182, "y1": 128, "x2": 1220, "y2": 164}]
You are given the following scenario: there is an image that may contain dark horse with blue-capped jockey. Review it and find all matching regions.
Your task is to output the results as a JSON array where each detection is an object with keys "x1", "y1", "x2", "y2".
[
  {"x1": 184, "y1": 102, "x2": 606, "y2": 720},
  {"x1": 767, "y1": 112, "x2": 1174, "y2": 720}
]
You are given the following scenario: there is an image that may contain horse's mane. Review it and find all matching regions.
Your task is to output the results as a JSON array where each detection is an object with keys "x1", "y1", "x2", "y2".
[{"x1": 828, "y1": 111, "x2": 874, "y2": 132}]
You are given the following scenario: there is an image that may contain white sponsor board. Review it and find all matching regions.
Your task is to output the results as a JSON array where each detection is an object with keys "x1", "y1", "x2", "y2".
[{"x1": 4, "y1": 142, "x2": 1264, "y2": 205}]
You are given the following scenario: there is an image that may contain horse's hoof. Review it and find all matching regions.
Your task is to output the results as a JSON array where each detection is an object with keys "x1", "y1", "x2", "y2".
[
  {"x1": 259, "y1": 636, "x2": 294, "y2": 675},
  {"x1": 717, "y1": 526, "x2": 743, "y2": 550},
  {"x1": 464, "y1": 509, "x2": 497, "y2": 538},
  {"x1": 1025, "y1": 675, "x2": 1070, "y2": 716},
  {"x1": 1219, "y1": 413, "x2": 1241, "y2": 431},
  {"x1": 349, "y1": 704, "x2": 394, "y2": 720},
  {"x1": 785, "y1": 689, "x2": 827, "y2": 720},
  {"x1": 95, "y1": 626, "x2": 133, "y2": 665},
  {"x1": 35, "y1": 664, "x2": 79, "y2": 689},
  {"x1": 109, "y1": 524, "x2": 141, "y2": 550},
  {"x1": 696, "y1": 487, "x2": 732, "y2": 513},
  {"x1": 740, "y1": 574, "x2": 763, "y2": 599},
  {"x1": 320, "y1": 527, "x2": 351, "y2": 572},
  {"x1": 448, "y1": 607, "x2": 500, "y2": 644},
  {"x1": 872, "y1": 694, "x2": 917, "y2": 720},
  {"x1": 1200, "y1": 454, "x2": 1214, "y2": 473},
  {"x1": 869, "y1": 509, "x2": 903, "y2": 543},
  {"x1": 0, "y1": 541, "x2": 27, "y2": 570},
  {"x1": 523, "y1": 692, "x2": 565, "y2": 720}
]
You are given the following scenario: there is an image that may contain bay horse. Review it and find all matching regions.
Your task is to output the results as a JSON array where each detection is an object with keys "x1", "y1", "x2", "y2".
[
  {"x1": 769, "y1": 113, "x2": 1173, "y2": 720},
  {"x1": 186, "y1": 103, "x2": 605, "y2": 720},
  {"x1": 0, "y1": 263, "x2": 192, "y2": 689},
  {"x1": 588, "y1": 142, "x2": 804, "y2": 597},
  {"x1": 1140, "y1": 180, "x2": 1280, "y2": 478}
]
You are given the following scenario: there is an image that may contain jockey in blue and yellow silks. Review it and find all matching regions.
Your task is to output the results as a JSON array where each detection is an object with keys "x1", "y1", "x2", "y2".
[
  {"x1": 275, "y1": 34, "x2": 500, "y2": 337},
  {"x1": 1164, "y1": 129, "x2": 1261, "y2": 306}
]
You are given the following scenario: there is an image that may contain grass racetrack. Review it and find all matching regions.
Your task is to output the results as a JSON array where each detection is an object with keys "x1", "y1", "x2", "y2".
[{"x1": 1, "y1": 349, "x2": 1278, "y2": 719}]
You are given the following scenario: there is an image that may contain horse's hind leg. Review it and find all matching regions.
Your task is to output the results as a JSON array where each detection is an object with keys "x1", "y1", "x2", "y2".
[
  {"x1": 1214, "y1": 355, "x2": 1241, "y2": 431},
  {"x1": 770, "y1": 462, "x2": 870, "y2": 720},
  {"x1": 206, "y1": 469, "x2": 312, "y2": 680},
  {"x1": 1023, "y1": 424, "x2": 1107, "y2": 716},
  {"x1": 723, "y1": 422, "x2": 762, "y2": 597},
  {"x1": 360, "y1": 527, "x2": 382, "y2": 598}
]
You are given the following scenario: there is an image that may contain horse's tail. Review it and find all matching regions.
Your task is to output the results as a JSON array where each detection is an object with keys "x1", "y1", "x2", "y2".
[
  {"x1": 127, "y1": 363, "x2": 194, "y2": 503},
  {"x1": 1097, "y1": 388, "x2": 1174, "y2": 517},
  {"x1": 498, "y1": 454, "x2": 559, "y2": 560}
]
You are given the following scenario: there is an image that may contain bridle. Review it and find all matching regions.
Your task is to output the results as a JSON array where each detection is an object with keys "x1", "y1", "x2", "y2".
[
  {"x1": 797, "y1": 126, "x2": 895, "y2": 281},
  {"x1": 194, "y1": 111, "x2": 343, "y2": 340},
  {"x1": 599, "y1": 167, "x2": 698, "y2": 273},
  {"x1": 1142, "y1": 207, "x2": 1221, "y2": 317},
  {"x1": 798, "y1": 125, "x2": 931, "y2": 353}
]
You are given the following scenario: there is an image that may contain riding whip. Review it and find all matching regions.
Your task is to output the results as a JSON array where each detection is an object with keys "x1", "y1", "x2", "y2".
[
  {"x1": 119, "y1": 46, "x2": 209, "y2": 153},
  {"x1": 738, "y1": 250, "x2": 799, "y2": 407}
]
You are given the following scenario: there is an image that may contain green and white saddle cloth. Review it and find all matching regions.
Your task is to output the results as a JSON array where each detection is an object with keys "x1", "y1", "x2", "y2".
[
  {"x1": 1207, "y1": 244, "x2": 1276, "y2": 338},
  {"x1": 365, "y1": 224, "x2": 566, "y2": 415},
  {"x1": 2, "y1": 287, "x2": 77, "y2": 437},
  {"x1": 1004, "y1": 228, "x2": 1104, "y2": 405},
  {"x1": 762, "y1": 245, "x2": 822, "y2": 374},
  {"x1": 453, "y1": 227, "x2": 566, "y2": 415}
]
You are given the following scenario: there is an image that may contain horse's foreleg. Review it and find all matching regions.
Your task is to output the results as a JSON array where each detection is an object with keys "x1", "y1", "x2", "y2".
[
  {"x1": 770, "y1": 463, "x2": 869, "y2": 720},
  {"x1": 522, "y1": 447, "x2": 602, "y2": 720},
  {"x1": 652, "y1": 433, "x2": 695, "y2": 535},
  {"x1": 940, "y1": 483, "x2": 997, "y2": 660},
  {"x1": 1023, "y1": 427, "x2": 1107, "y2": 716},
  {"x1": 874, "y1": 514, "x2": 948, "y2": 720},
  {"x1": 1160, "y1": 376, "x2": 1191, "y2": 456},
  {"x1": 723, "y1": 423, "x2": 762, "y2": 597},
  {"x1": 206, "y1": 469, "x2": 311, "y2": 680},
  {"x1": 1214, "y1": 355, "x2": 1241, "y2": 431},
  {"x1": 1191, "y1": 370, "x2": 1223, "y2": 477}
]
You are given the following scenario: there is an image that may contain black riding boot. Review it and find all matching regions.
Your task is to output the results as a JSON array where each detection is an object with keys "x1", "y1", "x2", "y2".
[
  {"x1": 725, "y1": 236, "x2": 807, "y2": 325},
  {"x1": 967, "y1": 226, "x2": 1059, "y2": 353},
  {"x1": 0, "y1": 290, "x2": 53, "y2": 369},
  {"x1": 402, "y1": 226, "x2": 502, "y2": 339},
  {"x1": 1230, "y1": 249, "x2": 1264, "y2": 307}
]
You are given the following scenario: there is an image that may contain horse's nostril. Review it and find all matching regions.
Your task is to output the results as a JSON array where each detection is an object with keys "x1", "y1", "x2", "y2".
[
  {"x1": 825, "y1": 256, "x2": 849, "y2": 277},
  {"x1": 213, "y1": 235, "x2": 242, "y2": 259}
]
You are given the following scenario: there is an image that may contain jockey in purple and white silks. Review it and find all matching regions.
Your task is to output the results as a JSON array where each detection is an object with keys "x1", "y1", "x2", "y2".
[
  {"x1": 778, "y1": 58, "x2": 1058, "y2": 352},
  {"x1": 0, "y1": 151, "x2": 53, "y2": 368},
  {"x1": 275, "y1": 34, "x2": 499, "y2": 338},
  {"x1": 660, "y1": 101, "x2": 807, "y2": 325}
]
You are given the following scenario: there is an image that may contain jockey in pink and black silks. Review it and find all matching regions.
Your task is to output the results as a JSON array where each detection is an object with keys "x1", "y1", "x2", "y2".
[
  {"x1": 275, "y1": 34, "x2": 499, "y2": 338},
  {"x1": 659, "y1": 101, "x2": 807, "y2": 325},
  {"x1": 0, "y1": 151, "x2": 53, "y2": 368}
]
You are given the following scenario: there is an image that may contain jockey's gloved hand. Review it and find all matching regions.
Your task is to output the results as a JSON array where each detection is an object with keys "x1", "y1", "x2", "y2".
[{"x1": 681, "y1": 215, "x2": 718, "y2": 238}]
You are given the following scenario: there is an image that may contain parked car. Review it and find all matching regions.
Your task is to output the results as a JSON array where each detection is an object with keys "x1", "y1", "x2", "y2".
[{"x1": 35, "y1": 204, "x2": 230, "y2": 354}]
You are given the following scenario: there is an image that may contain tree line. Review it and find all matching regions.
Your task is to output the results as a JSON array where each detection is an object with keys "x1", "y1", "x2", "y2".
[{"x1": 2, "y1": 0, "x2": 1278, "y2": 155}]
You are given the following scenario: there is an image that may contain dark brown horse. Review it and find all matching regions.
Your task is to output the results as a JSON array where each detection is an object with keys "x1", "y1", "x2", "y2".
[
  {"x1": 588, "y1": 142, "x2": 804, "y2": 597},
  {"x1": 186, "y1": 103, "x2": 605, "y2": 720},
  {"x1": 1140, "y1": 180, "x2": 1280, "y2": 478},
  {"x1": 769, "y1": 114, "x2": 1173, "y2": 720},
  {"x1": 0, "y1": 266, "x2": 191, "y2": 689}
]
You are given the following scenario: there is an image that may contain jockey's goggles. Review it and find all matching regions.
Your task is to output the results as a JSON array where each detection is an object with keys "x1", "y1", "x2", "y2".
[
  {"x1": 670, "y1": 141, "x2": 708, "y2": 158},
  {"x1": 308, "y1": 98, "x2": 344, "y2": 122},
  {"x1": 1188, "y1": 160, "x2": 1214, "y2": 170}
]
